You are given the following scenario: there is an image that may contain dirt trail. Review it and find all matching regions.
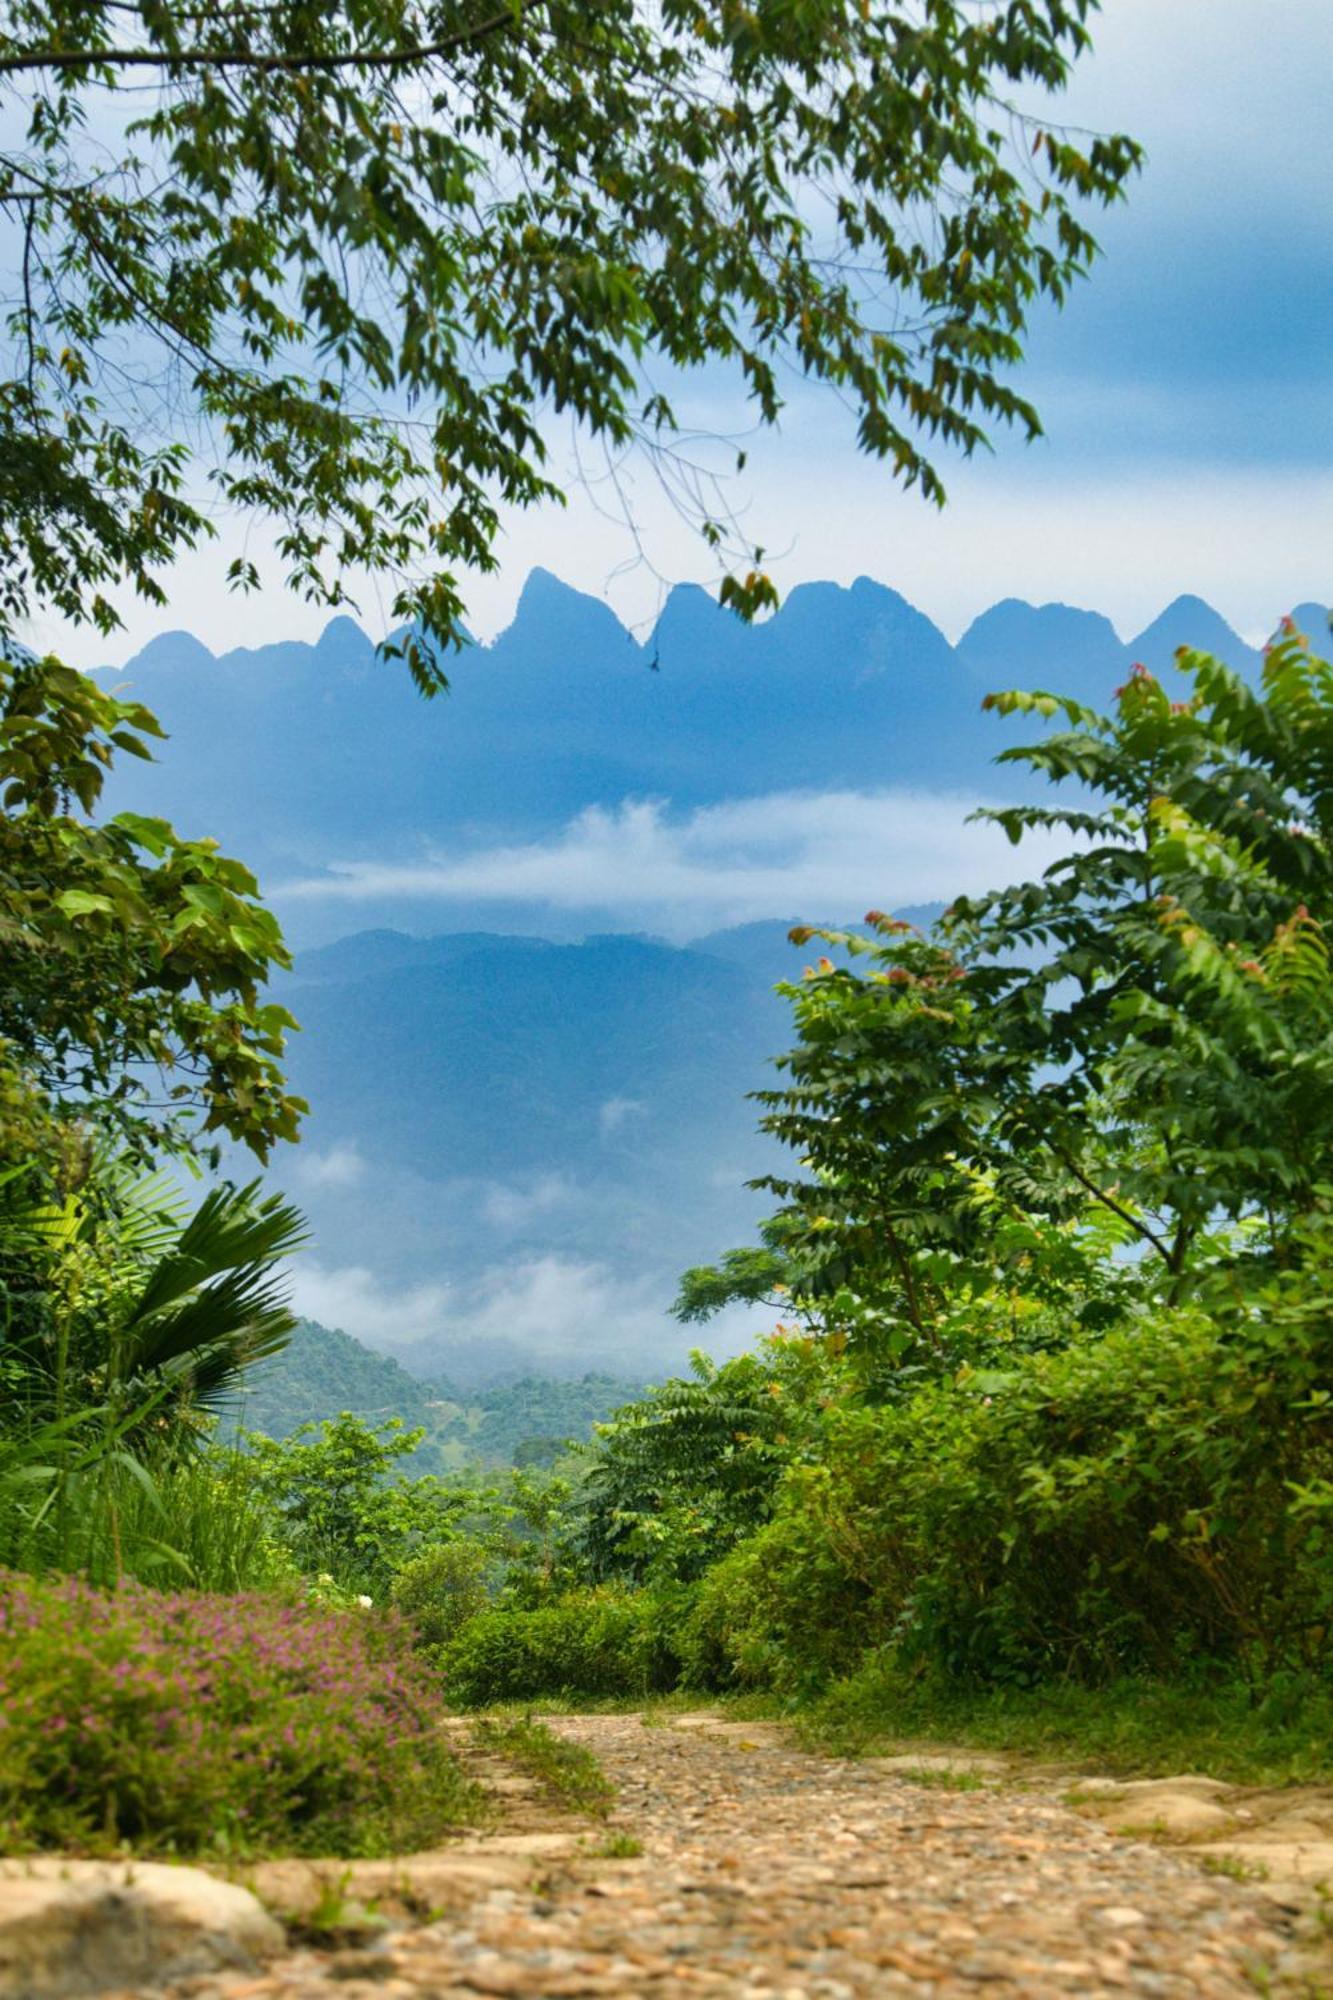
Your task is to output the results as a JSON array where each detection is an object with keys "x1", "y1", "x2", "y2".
[{"x1": 152, "y1": 1713, "x2": 1330, "y2": 1999}]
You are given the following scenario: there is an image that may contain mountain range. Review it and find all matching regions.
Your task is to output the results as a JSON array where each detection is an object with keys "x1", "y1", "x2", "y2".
[{"x1": 93, "y1": 574, "x2": 1329, "y2": 949}]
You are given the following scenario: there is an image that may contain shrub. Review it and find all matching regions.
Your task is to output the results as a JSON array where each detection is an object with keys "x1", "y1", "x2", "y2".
[
  {"x1": 9, "y1": 1442, "x2": 300, "y2": 1595},
  {"x1": 680, "y1": 1508, "x2": 872, "y2": 1699},
  {"x1": 390, "y1": 1540, "x2": 489, "y2": 1654},
  {"x1": 689, "y1": 1309, "x2": 1333, "y2": 1693},
  {"x1": 440, "y1": 1587, "x2": 680, "y2": 1704},
  {"x1": 0, "y1": 1572, "x2": 476, "y2": 1855}
]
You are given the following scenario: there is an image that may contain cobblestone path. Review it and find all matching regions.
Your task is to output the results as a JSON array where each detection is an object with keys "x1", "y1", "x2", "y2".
[{"x1": 154, "y1": 1713, "x2": 1329, "y2": 2000}]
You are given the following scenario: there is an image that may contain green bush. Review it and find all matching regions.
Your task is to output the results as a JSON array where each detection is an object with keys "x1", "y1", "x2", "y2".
[
  {"x1": 679, "y1": 1510, "x2": 871, "y2": 1698},
  {"x1": 0, "y1": 1571, "x2": 476, "y2": 1855},
  {"x1": 389, "y1": 1540, "x2": 489, "y2": 1654},
  {"x1": 440, "y1": 1587, "x2": 681, "y2": 1704},
  {"x1": 690, "y1": 1309, "x2": 1333, "y2": 1693}
]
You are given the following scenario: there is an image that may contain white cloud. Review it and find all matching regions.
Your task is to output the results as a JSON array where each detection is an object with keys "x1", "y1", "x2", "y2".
[
  {"x1": 599, "y1": 1097, "x2": 646, "y2": 1138},
  {"x1": 295, "y1": 1142, "x2": 366, "y2": 1190},
  {"x1": 480, "y1": 1174, "x2": 574, "y2": 1229},
  {"x1": 288, "y1": 1253, "x2": 764, "y2": 1374},
  {"x1": 288, "y1": 1263, "x2": 451, "y2": 1348},
  {"x1": 275, "y1": 787, "x2": 1079, "y2": 938}
]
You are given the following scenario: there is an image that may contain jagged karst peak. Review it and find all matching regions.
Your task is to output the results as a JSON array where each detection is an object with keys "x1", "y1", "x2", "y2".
[
  {"x1": 313, "y1": 613, "x2": 376, "y2": 665},
  {"x1": 119, "y1": 628, "x2": 218, "y2": 674},
  {"x1": 495, "y1": 566, "x2": 640, "y2": 661},
  {"x1": 1128, "y1": 595, "x2": 1258, "y2": 675},
  {"x1": 1285, "y1": 602, "x2": 1332, "y2": 645}
]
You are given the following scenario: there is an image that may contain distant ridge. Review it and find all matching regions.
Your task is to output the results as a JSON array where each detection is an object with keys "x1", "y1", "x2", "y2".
[{"x1": 93, "y1": 572, "x2": 1317, "y2": 918}]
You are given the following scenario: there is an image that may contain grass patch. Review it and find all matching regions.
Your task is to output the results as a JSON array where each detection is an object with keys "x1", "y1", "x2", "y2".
[
  {"x1": 893, "y1": 1766, "x2": 987, "y2": 1792},
  {"x1": 473, "y1": 1715, "x2": 615, "y2": 1817},
  {"x1": 588, "y1": 1830, "x2": 644, "y2": 1858},
  {"x1": 799, "y1": 1656, "x2": 1333, "y2": 1787}
]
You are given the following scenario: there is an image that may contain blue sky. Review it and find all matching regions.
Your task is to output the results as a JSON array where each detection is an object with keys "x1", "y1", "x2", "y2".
[{"x1": 56, "y1": 0, "x2": 1333, "y2": 662}]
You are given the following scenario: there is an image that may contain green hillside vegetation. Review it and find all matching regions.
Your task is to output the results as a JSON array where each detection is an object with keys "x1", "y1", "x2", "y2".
[
  {"x1": 237, "y1": 1322, "x2": 643, "y2": 1471},
  {"x1": 439, "y1": 1374, "x2": 649, "y2": 1470},
  {"x1": 234, "y1": 1321, "x2": 437, "y2": 1444}
]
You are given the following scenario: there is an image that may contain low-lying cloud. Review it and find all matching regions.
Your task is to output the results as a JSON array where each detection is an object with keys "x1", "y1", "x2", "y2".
[
  {"x1": 287, "y1": 1252, "x2": 764, "y2": 1379},
  {"x1": 277, "y1": 788, "x2": 1076, "y2": 939}
]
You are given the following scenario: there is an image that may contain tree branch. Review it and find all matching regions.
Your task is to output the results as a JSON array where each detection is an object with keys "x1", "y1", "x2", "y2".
[
  {"x1": 0, "y1": 1, "x2": 543, "y2": 77},
  {"x1": 1052, "y1": 1143, "x2": 1174, "y2": 1266}
]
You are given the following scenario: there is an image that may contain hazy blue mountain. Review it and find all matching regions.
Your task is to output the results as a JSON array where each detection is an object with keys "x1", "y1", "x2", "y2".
[
  {"x1": 90, "y1": 572, "x2": 1305, "y2": 945},
  {"x1": 97, "y1": 572, "x2": 1324, "y2": 1378},
  {"x1": 1128, "y1": 595, "x2": 1261, "y2": 680},
  {"x1": 267, "y1": 922, "x2": 823, "y2": 1381},
  {"x1": 283, "y1": 926, "x2": 788, "y2": 1192},
  {"x1": 955, "y1": 598, "x2": 1129, "y2": 708}
]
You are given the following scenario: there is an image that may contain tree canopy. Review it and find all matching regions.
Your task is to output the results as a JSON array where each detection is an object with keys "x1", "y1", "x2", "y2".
[
  {"x1": 1, "y1": 0, "x2": 1138, "y2": 684},
  {"x1": 0, "y1": 651, "x2": 304, "y2": 1175},
  {"x1": 687, "y1": 617, "x2": 1333, "y2": 1375}
]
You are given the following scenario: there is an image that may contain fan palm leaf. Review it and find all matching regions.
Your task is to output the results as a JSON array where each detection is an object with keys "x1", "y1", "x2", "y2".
[{"x1": 112, "y1": 1180, "x2": 307, "y2": 1426}]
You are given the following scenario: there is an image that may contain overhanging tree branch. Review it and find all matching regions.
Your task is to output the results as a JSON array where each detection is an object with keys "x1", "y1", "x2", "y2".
[{"x1": 0, "y1": 0, "x2": 542, "y2": 75}]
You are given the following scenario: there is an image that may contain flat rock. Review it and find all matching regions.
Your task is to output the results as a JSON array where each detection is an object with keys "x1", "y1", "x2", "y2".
[
  {"x1": 249, "y1": 1852, "x2": 535, "y2": 1922},
  {"x1": 1093, "y1": 1788, "x2": 1238, "y2": 1838},
  {"x1": 866, "y1": 1752, "x2": 1011, "y2": 1777},
  {"x1": 0, "y1": 1858, "x2": 282, "y2": 1998},
  {"x1": 1194, "y1": 1837, "x2": 1333, "y2": 1885}
]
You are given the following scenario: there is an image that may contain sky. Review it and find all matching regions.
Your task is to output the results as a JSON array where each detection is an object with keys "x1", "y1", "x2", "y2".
[{"x1": 47, "y1": 0, "x2": 1333, "y2": 665}]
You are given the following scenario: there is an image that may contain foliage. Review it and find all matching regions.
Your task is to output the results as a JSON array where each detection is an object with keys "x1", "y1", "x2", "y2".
[
  {"x1": 441, "y1": 1587, "x2": 679, "y2": 1705},
  {"x1": 0, "y1": 1, "x2": 1137, "y2": 673},
  {"x1": 0, "y1": 654, "x2": 303, "y2": 1174},
  {"x1": 4, "y1": 1164, "x2": 305, "y2": 1438},
  {"x1": 686, "y1": 1306, "x2": 1333, "y2": 1696},
  {"x1": 577, "y1": 1338, "x2": 837, "y2": 1584},
  {"x1": 746, "y1": 620, "x2": 1333, "y2": 1372},
  {"x1": 0, "y1": 1433, "x2": 296, "y2": 1591},
  {"x1": 678, "y1": 1507, "x2": 872, "y2": 1699},
  {"x1": 471, "y1": 1714, "x2": 614, "y2": 1817},
  {"x1": 0, "y1": 1570, "x2": 476, "y2": 1855},
  {"x1": 0, "y1": 1158, "x2": 304, "y2": 1585},
  {"x1": 389, "y1": 1539, "x2": 489, "y2": 1656},
  {"x1": 244, "y1": 1412, "x2": 485, "y2": 1597}
]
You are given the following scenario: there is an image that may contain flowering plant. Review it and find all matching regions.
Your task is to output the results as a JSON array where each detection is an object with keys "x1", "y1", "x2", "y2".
[{"x1": 0, "y1": 1571, "x2": 474, "y2": 1855}]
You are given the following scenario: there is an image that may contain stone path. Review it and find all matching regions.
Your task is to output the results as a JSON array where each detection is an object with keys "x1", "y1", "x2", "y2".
[{"x1": 130, "y1": 1715, "x2": 1333, "y2": 2000}]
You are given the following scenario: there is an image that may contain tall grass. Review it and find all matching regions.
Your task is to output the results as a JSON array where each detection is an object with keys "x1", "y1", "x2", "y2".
[{"x1": 0, "y1": 1423, "x2": 291, "y2": 1592}]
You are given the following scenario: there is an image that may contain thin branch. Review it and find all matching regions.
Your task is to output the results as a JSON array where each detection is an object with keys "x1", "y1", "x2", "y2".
[
  {"x1": 1052, "y1": 1143, "x2": 1174, "y2": 1266},
  {"x1": 0, "y1": 1, "x2": 544, "y2": 76}
]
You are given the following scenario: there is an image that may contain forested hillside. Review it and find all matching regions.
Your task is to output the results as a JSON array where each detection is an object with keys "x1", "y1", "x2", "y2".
[{"x1": 237, "y1": 1320, "x2": 641, "y2": 1468}]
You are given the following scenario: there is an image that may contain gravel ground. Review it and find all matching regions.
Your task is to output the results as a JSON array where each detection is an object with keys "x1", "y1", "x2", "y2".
[{"x1": 144, "y1": 1713, "x2": 1329, "y2": 2000}]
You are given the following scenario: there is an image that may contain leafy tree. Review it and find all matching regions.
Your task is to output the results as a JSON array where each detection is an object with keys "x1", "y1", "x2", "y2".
[
  {"x1": 578, "y1": 1339, "x2": 836, "y2": 1582},
  {"x1": 245, "y1": 1411, "x2": 495, "y2": 1593},
  {"x1": 0, "y1": 653, "x2": 304, "y2": 1175},
  {"x1": 1, "y1": 0, "x2": 1138, "y2": 678},
  {"x1": 740, "y1": 616, "x2": 1333, "y2": 1365}
]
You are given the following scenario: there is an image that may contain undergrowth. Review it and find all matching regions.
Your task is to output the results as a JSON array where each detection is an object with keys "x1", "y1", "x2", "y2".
[
  {"x1": 473, "y1": 1714, "x2": 615, "y2": 1817},
  {"x1": 798, "y1": 1655, "x2": 1333, "y2": 1786},
  {"x1": 0, "y1": 1570, "x2": 479, "y2": 1856}
]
